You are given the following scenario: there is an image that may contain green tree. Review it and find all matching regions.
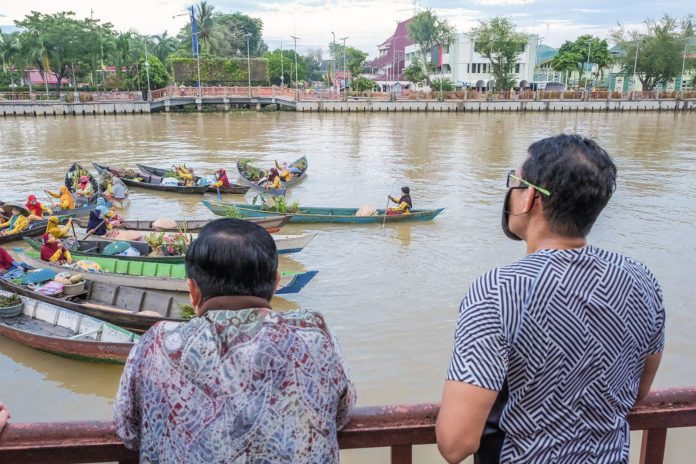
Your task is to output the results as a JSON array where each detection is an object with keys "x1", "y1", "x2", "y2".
[
  {"x1": 328, "y1": 43, "x2": 369, "y2": 76},
  {"x1": 0, "y1": 30, "x2": 21, "y2": 87},
  {"x1": 430, "y1": 77, "x2": 454, "y2": 91},
  {"x1": 129, "y1": 54, "x2": 170, "y2": 91},
  {"x1": 304, "y1": 48, "x2": 323, "y2": 82},
  {"x1": 553, "y1": 35, "x2": 610, "y2": 87},
  {"x1": 264, "y1": 49, "x2": 305, "y2": 85},
  {"x1": 151, "y1": 32, "x2": 180, "y2": 64},
  {"x1": 216, "y1": 12, "x2": 267, "y2": 57},
  {"x1": 194, "y1": 1, "x2": 227, "y2": 55},
  {"x1": 471, "y1": 16, "x2": 528, "y2": 90},
  {"x1": 611, "y1": 14, "x2": 695, "y2": 90},
  {"x1": 404, "y1": 57, "x2": 428, "y2": 87},
  {"x1": 351, "y1": 76, "x2": 377, "y2": 91},
  {"x1": 408, "y1": 9, "x2": 455, "y2": 84}
]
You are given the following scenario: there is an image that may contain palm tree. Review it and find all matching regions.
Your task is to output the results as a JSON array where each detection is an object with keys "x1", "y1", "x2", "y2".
[
  {"x1": 21, "y1": 32, "x2": 52, "y2": 95},
  {"x1": 0, "y1": 30, "x2": 20, "y2": 88},
  {"x1": 195, "y1": 0, "x2": 226, "y2": 55},
  {"x1": 151, "y1": 32, "x2": 179, "y2": 64},
  {"x1": 111, "y1": 32, "x2": 132, "y2": 78}
]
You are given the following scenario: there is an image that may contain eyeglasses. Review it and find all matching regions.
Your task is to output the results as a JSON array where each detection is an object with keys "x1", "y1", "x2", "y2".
[{"x1": 506, "y1": 169, "x2": 552, "y2": 197}]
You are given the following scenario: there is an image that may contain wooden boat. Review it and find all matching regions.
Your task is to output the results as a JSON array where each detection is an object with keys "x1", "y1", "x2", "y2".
[
  {"x1": 136, "y1": 164, "x2": 250, "y2": 195},
  {"x1": 236, "y1": 156, "x2": 308, "y2": 195},
  {"x1": 73, "y1": 215, "x2": 290, "y2": 233},
  {"x1": 25, "y1": 237, "x2": 187, "y2": 264},
  {"x1": 15, "y1": 249, "x2": 318, "y2": 294},
  {"x1": 74, "y1": 232, "x2": 317, "y2": 255},
  {"x1": 0, "y1": 275, "x2": 184, "y2": 333},
  {"x1": 48, "y1": 203, "x2": 111, "y2": 219},
  {"x1": 93, "y1": 162, "x2": 208, "y2": 194},
  {"x1": 0, "y1": 217, "x2": 70, "y2": 245},
  {"x1": 202, "y1": 200, "x2": 445, "y2": 224},
  {"x1": 65, "y1": 163, "x2": 100, "y2": 206},
  {"x1": 0, "y1": 289, "x2": 138, "y2": 363},
  {"x1": 97, "y1": 171, "x2": 130, "y2": 206}
]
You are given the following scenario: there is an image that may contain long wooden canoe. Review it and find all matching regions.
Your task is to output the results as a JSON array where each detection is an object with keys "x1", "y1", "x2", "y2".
[
  {"x1": 65, "y1": 163, "x2": 100, "y2": 206},
  {"x1": 0, "y1": 289, "x2": 138, "y2": 363},
  {"x1": 202, "y1": 200, "x2": 445, "y2": 224},
  {"x1": 236, "y1": 155, "x2": 309, "y2": 195},
  {"x1": 25, "y1": 237, "x2": 186, "y2": 264},
  {"x1": 136, "y1": 164, "x2": 250, "y2": 195},
  {"x1": 73, "y1": 215, "x2": 291, "y2": 232},
  {"x1": 48, "y1": 203, "x2": 108, "y2": 219},
  {"x1": 0, "y1": 275, "x2": 183, "y2": 334},
  {"x1": 0, "y1": 217, "x2": 71, "y2": 245},
  {"x1": 14, "y1": 249, "x2": 317, "y2": 294},
  {"x1": 93, "y1": 162, "x2": 208, "y2": 194}
]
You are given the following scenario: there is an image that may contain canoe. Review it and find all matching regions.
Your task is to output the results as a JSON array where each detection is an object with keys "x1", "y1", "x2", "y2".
[
  {"x1": 236, "y1": 155, "x2": 308, "y2": 195},
  {"x1": 136, "y1": 164, "x2": 250, "y2": 195},
  {"x1": 0, "y1": 274, "x2": 184, "y2": 334},
  {"x1": 48, "y1": 203, "x2": 109, "y2": 219},
  {"x1": 14, "y1": 249, "x2": 317, "y2": 294},
  {"x1": 72, "y1": 215, "x2": 291, "y2": 233},
  {"x1": 0, "y1": 217, "x2": 70, "y2": 245},
  {"x1": 0, "y1": 289, "x2": 138, "y2": 363},
  {"x1": 65, "y1": 163, "x2": 100, "y2": 206},
  {"x1": 25, "y1": 237, "x2": 186, "y2": 264},
  {"x1": 93, "y1": 162, "x2": 208, "y2": 194},
  {"x1": 76, "y1": 232, "x2": 317, "y2": 255},
  {"x1": 202, "y1": 200, "x2": 445, "y2": 224}
]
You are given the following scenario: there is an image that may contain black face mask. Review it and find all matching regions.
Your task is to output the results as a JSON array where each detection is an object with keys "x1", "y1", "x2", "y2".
[{"x1": 501, "y1": 189, "x2": 522, "y2": 241}]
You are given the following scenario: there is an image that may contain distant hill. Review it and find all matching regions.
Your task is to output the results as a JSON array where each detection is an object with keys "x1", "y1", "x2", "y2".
[{"x1": 537, "y1": 44, "x2": 558, "y2": 62}]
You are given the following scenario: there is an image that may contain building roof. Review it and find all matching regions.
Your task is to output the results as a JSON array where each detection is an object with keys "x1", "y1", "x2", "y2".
[
  {"x1": 367, "y1": 17, "x2": 415, "y2": 70},
  {"x1": 26, "y1": 70, "x2": 69, "y2": 85}
]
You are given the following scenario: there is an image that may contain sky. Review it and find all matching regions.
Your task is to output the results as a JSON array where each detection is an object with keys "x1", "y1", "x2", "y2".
[{"x1": 1, "y1": 0, "x2": 693, "y2": 57}]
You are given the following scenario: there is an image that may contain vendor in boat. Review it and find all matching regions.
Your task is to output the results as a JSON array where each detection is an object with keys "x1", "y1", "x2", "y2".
[
  {"x1": 26, "y1": 195, "x2": 51, "y2": 220},
  {"x1": 86, "y1": 206, "x2": 109, "y2": 237},
  {"x1": 112, "y1": 181, "x2": 127, "y2": 203},
  {"x1": 96, "y1": 197, "x2": 123, "y2": 226},
  {"x1": 387, "y1": 186, "x2": 413, "y2": 215},
  {"x1": 40, "y1": 233, "x2": 72, "y2": 264},
  {"x1": 46, "y1": 186, "x2": 75, "y2": 210},
  {"x1": 213, "y1": 168, "x2": 231, "y2": 189},
  {"x1": 266, "y1": 168, "x2": 283, "y2": 190},
  {"x1": 45, "y1": 215, "x2": 73, "y2": 239},
  {"x1": 0, "y1": 245, "x2": 31, "y2": 274},
  {"x1": 275, "y1": 161, "x2": 293, "y2": 181},
  {"x1": 75, "y1": 176, "x2": 94, "y2": 197},
  {"x1": 0, "y1": 204, "x2": 30, "y2": 236}
]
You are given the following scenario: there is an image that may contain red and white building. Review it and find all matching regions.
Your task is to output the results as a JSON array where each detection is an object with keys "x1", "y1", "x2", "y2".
[{"x1": 365, "y1": 18, "x2": 414, "y2": 90}]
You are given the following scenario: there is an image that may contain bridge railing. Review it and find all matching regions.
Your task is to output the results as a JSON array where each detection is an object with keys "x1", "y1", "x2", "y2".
[{"x1": 0, "y1": 387, "x2": 694, "y2": 464}]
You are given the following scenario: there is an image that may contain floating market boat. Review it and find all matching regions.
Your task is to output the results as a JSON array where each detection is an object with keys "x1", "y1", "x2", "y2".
[
  {"x1": 136, "y1": 164, "x2": 250, "y2": 195},
  {"x1": 15, "y1": 249, "x2": 317, "y2": 294},
  {"x1": 73, "y1": 215, "x2": 290, "y2": 233},
  {"x1": 0, "y1": 274, "x2": 184, "y2": 333},
  {"x1": 49, "y1": 203, "x2": 108, "y2": 219},
  {"x1": 202, "y1": 200, "x2": 445, "y2": 224},
  {"x1": 0, "y1": 217, "x2": 71, "y2": 245},
  {"x1": 235, "y1": 155, "x2": 308, "y2": 196},
  {"x1": 65, "y1": 163, "x2": 100, "y2": 206},
  {"x1": 0, "y1": 289, "x2": 138, "y2": 363},
  {"x1": 97, "y1": 170, "x2": 130, "y2": 207},
  {"x1": 25, "y1": 237, "x2": 187, "y2": 264},
  {"x1": 92, "y1": 162, "x2": 208, "y2": 194}
]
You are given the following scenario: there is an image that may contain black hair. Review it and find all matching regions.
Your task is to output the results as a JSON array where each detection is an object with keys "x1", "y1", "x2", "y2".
[
  {"x1": 401, "y1": 186, "x2": 410, "y2": 195},
  {"x1": 185, "y1": 218, "x2": 278, "y2": 301},
  {"x1": 523, "y1": 134, "x2": 617, "y2": 238}
]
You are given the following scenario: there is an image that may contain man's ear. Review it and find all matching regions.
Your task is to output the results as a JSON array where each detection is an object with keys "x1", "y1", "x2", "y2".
[
  {"x1": 188, "y1": 279, "x2": 203, "y2": 316},
  {"x1": 273, "y1": 272, "x2": 281, "y2": 296},
  {"x1": 522, "y1": 187, "x2": 537, "y2": 214}
]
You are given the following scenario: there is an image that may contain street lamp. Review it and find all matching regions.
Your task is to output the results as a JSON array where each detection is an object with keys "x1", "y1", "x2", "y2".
[
  {"x1": 680, "y1": 39, "x2": 688, "y2": 93},
  {"x1": 144, "y1": 43, "x2": 151, "y2": 99},
  {"x1": 246, "y1": 33, "x2": 252, "y2": 97},
  {"x1": 280, "y1": 41, "x2": 284, "y2": 87},
  {"x1": 340, "y1": 36, "x2": 349, "y2": 94},
  {"x1": 291, "y1": 35, "x2": 300, "y2": 95},
  {"x1": 331, "y1": 32, "x2": 336, "y2": 91},
  {"x1": 173, "y1": 7, "x2": 201, "y2": 96},
  {"x1": 632, "y1": 40, "x2": 640, "y2": 91}
]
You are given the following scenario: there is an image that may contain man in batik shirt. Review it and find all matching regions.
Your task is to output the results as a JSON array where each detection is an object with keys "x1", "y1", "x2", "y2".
[{"x1": 114, "y1": 218, "x2": 355, "y2": 463}]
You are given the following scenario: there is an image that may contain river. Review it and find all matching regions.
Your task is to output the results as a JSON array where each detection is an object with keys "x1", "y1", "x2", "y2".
[{"x1": 0, "y1": 111, "x2": 694, "y2": 463}]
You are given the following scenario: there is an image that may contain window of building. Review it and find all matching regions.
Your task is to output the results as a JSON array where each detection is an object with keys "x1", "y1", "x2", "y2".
[{"x1": 515, "y1": 64, "x2": 521, "y2": 73}]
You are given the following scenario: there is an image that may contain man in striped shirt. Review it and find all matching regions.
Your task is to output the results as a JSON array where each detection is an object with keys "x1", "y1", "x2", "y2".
[{"x1": 437, "y1": 134, "x2": 664, "y2": 464}]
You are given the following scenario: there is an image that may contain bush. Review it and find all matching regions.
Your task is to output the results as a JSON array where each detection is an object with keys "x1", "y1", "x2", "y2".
[
  {"x1": 430, "y1": 78, "x2": 455, "y2": 92},
  {"x1": 170, "y1": 57, "x2": 268, "y2": 85}
]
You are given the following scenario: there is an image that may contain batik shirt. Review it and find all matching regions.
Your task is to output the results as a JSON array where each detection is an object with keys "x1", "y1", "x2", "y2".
[
  {"x1": 448, "y1": 246, "x2": 665, "y2": 464},
  {"x1": 115, "y1": 305, "x2": 356, "y2": 463}
]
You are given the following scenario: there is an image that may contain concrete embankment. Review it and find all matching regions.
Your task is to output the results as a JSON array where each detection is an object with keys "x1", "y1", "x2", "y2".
[{"x1": 1, "y1": 97, "x2": 694, "y2": 116}]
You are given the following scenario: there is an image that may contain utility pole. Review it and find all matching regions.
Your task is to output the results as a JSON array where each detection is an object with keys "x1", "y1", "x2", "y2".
[
  {"x1": 144, "y1": 42, "x2": 151, "y2": 100},
  {"x1": 246, "y1": 33, "x2": 252, "y2": 97},
  {"x1": 586, "y1": 40, "x2": 592, "y2": 89},
  {"x1": 291, "y1": 35, "x2": 300, "y2": 96},
  {"x1": 632, "y1": 40, "x2": 640, "y2": 91},
  {"x1": 331, "y1": 32, "x2": 336, "y2": 91},
  {"x1": 680, "y1": 39, "x2": 688, "y2": 92},
  {"x1": 340, "y1": 36, "x2": 349, "y2": 94},
  {"x1": 280, "y1": 41, "x2": 284, "y2": 87}
]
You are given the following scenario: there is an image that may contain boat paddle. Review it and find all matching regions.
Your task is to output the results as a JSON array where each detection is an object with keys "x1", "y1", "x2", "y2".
[
  {"x1": 217, "y1": 186, "x2": 222, "y2": 200},
  {"x1": 382, "y1": 196, "x2": 390, "y2": 229},
  {"x1": 84, "y1": 219, "x2": 107, "y2": 240},
  {"x1": 70, "y1": 219, "x2": 78, "y2": 240}
]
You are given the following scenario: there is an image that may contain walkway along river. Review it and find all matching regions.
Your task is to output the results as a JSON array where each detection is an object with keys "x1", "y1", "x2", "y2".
[{"x1": 0, "y1": 111, "x2": 694, "y2": 462}]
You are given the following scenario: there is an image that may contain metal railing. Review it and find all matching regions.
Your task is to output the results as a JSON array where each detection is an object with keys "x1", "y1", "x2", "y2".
[
  {"x1": 0, "y1": 387, "x2": 694, "y2": 464},
  {"x1": 0, "y1": 91, "x2": 143, "y2": 103}
]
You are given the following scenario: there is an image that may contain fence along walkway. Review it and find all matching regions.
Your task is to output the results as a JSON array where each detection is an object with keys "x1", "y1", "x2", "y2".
[{"x1": 0, "y1": 387, "x2": 694, "y2": 464}]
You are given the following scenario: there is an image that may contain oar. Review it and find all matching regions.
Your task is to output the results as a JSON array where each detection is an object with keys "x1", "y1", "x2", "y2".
[
  {"x1": 382, "y1": 196, "x2": 390, "y2": 229},
  {"x1": 84, "y1": 219, "x2": 107, "y2": 240},
  {"x1": 70, "y1": 219, "x2": 77, "y2": 240},
  {"x1": 217, "y1": 186, "x2": 222, "y2": 200}
]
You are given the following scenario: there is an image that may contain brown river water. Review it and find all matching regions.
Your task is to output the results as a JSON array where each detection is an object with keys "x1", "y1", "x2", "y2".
[{"x1": 0, "y1": 111, "x2": 694, "y2": 462}]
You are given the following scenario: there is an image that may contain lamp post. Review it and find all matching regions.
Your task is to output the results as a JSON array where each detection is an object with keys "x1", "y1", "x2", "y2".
[
  {"x1": 585, "y1": 40, "x2": 592, "y2": 89},
  {"x1": 291, "y1": 35, "x2": 299, "y2": 96},
  {"x1": 280, "y1": 41, "x2": 284, "y2": 87},
  {"x1": 144, "y1": 43, "x2": 151, "y2": 100},
  {"x1": 331, "y1": 31, "x2": 336, "y2": 91},
  {"x1": 246, "y1": 33, "x2": 252, "y2": 97},
  {"x1": 340, "y1": 36, "x2": 349, "y2": 95},
  {"x1": 632, "y1": 40, "x2": 640, "y2": 91},
  {"x1": 680, "y1": 39, "x2": 688, "y2": 92},
  {"x1": 173, "y1": 7, "x2": 201, "y2": 96}
]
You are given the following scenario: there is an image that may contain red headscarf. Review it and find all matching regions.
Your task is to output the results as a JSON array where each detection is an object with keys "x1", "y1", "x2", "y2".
[
  {"x1": 40, "y1": 234, "x2": 61, "y2": 262},
  {"x1": 216, "y1": 169, "x2": 230, "y2": 188},
  {"x1": 26, "y1": 195, "x2": 43, "y2": 217},
  {"x1": 0, "y1": 246, "x2": 15, "y2": 271}
]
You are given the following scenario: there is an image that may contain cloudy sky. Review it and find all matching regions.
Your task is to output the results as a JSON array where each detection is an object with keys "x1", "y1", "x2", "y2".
[{"x1": 1, "y1": 0, "x2": 693, "y2": 57}]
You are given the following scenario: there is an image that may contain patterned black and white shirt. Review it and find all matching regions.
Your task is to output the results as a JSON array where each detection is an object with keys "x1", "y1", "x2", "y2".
[{"x1": 448, "y1": 246, "x2": 665, "y2": 464}]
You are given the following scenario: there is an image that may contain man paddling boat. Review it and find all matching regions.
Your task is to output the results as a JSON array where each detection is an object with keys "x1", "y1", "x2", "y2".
[{"x1": 387, "y1": 186, "x2": 413, "y2": 215}]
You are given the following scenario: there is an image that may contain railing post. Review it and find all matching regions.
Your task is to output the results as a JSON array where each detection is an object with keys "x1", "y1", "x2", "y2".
[
  {"x1": 639, "y1": 429, "x2": 667, "y2": 464},
  {"x1": 391, "y1": 445, "x2": 412, "y2": 464}
]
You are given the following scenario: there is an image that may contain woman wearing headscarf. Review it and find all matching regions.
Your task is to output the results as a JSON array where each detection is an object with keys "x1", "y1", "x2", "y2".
[
  {"x1": 213, "y1": 169, "x2": 231, "y2": 189},
  {"x1": 45, "y1": 216, "x2": 73, "y2": 239},
  {"x1": 266, "y1": 168, "x2": 282, "y2": 190},
  {"x1": 387, "y1": 186, "x2": 413, "y2": 215},
  {"x1": 75, "y1": 176, "x2": 94, "y2": 197},
  {"x1": 46, "y1": 186, "x2": 75, "y2": 210},
  {"x1": 275, "y1": 161, "x2": 293, "y2": 181},
  {"x1": 0, "y1": 205, "x2": 30, "y2": 236},
  {"x1": 86, "y1": 206, "x2": 109, "y2": 236},
  {"x1": 40, "y1": 234, "x2": 72, "y2": 263},
  {"x1": 26, "y1": 195, "x2": 51, "y2": 220}
]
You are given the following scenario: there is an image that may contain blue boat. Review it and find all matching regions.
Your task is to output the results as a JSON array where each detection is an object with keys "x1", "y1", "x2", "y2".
[
  {"x1": 202, "y1": 200, "x2": 444, "y2": 224},
  {"x1": 235, "y1": 156, "x2": 308, "y2": 196}
]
